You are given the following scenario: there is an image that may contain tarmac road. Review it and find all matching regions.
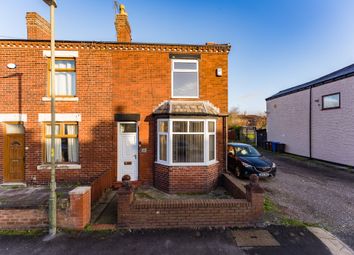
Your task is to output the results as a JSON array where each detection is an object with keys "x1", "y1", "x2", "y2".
[{"x1": 259, "y1": 151, "x2": 354, "y2": 250}]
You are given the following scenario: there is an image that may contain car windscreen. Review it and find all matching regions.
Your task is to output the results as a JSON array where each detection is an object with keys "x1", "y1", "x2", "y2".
[{"x1": 234, "y1": 145, "x2": 261, "y2": 157}]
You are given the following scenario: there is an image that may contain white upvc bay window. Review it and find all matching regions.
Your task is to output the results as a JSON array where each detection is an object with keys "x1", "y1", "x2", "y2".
[{"x1": 157, "y1": 119, "x2": 216, "y2": 166}]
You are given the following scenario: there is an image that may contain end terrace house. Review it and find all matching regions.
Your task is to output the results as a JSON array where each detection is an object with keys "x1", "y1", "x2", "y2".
[{"x1": 0, "y1": 7, "x2": 230, "y2": 194}]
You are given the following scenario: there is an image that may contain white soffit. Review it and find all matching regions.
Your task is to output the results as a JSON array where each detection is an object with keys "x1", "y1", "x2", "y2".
[
  {"x1": 43, "y1": 50, "x2": 79, "y2": 58},
  {"x1": 0, "y1": 114, "x2": 27, "y2": 122},
  {"x1": 38, "y1": 113, "x2": 81, "y2": 122}
]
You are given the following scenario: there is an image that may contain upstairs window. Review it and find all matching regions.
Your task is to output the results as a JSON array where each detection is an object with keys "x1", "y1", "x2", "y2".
[
  {"x1": 172, "y1": 59, "x2": 199, "y2": 98},
  {"x1": 44, "y1": 122, "x2": 79, "y2": 163},
  {"x1": 49, "y1": 58, "x2": 76, "y2": 96},
  {"x1": 322, "y1": 93, "x2": 340, "y2": 110}
]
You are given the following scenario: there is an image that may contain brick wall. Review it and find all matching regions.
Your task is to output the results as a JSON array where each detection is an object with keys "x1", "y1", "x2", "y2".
[
  {"x1": 26, "y1": 12, "x2": 50, "y2": 40},
  {"x1": 0, "y1": 186, "x2": 91, "y2": 230},
  {"x1": 0, "y1": 209, "x2": 47, "y2": 229},
  {"x1": 115, "y1": 13, "x2": 131, "y2": 42},
  {"x1": 154, "y1": 162, "x2": 221, "y2": 193},
  {"x1": 0, "y1": 39, "x2": 229, "y2": 187},
  {"x1": 117, "y1": 174, "x2": 264, "y2": 229},
  {"x1": 112, "y1": 50, "x2": 228, "y2": 186},
  {"x1": 0, "y1": 42, "x2": 113, "y2": 184}
]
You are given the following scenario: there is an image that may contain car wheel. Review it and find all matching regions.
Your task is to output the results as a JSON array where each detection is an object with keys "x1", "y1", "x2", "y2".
[{"x1": 235, "y1": 166, "x2": 242, "y2": 178}]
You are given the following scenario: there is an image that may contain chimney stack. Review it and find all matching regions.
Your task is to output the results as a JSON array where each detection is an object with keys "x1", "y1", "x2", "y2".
[
  {"x1": 115, "y1": 4, "x2": 132, "y2": 42},
  {"x1": 26, "y1": 12, "x2": 51, "y2": 40}
]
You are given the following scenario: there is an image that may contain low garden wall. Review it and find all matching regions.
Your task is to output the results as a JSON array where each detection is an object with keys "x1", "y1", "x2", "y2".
[
  {"x1": 117, "y1": 173, "x2": 264, "y2": 229},
  {"x1": 0, "y1": 186, "x2": 91, "y2": 230}
]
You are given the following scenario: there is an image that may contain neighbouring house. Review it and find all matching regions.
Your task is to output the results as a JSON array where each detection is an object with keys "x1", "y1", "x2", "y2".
[
  {"x1": 266, "y1": 63, "x2": 354, "y2": 167},
  {"x1": 0, "y1": 7, "x2": 230, "y2": 194}
]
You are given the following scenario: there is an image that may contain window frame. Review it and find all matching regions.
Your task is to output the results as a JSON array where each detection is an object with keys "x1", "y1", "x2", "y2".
[
  {"x1": 43, "y1": 122, "x2": 79, "y2": 164},
  {"x1": 171, "y1": 59, "x2": 199, "y2": 99},
  {"x1": 322, "y1": 92, "x2": 340, "y2": 110},
  {"x1": 48, "y1": 57, "x2": 76, "y2": 97},
  {"x1": 156, "y1": 118, "x2": 216, "y2": 166},
  {"x1": 157, "y1": 120, "x2": 169, "y2": 163}
]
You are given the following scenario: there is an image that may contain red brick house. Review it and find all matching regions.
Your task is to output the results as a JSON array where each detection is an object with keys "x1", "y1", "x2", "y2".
[{"x1": 0, "y1": 8, "x2": 230, "y2": 194}]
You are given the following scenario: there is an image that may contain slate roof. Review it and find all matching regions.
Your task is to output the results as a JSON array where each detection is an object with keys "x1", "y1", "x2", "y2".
[
  {"x1": 266, "y1": 63, "x2": 354, "y2": 101},
  {"x1": 153, "y1": 101, "x2": 220, "y2": 116}
]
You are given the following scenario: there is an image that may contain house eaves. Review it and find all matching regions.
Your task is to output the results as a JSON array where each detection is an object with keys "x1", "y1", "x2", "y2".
[{"x1": 0, "y1": 39, "x2": 231, "y2": 53}]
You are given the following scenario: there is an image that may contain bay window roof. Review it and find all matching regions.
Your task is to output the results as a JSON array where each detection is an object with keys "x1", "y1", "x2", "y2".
[{"x1": 153, "y1": 100, "x2": 220, "y2": 116}]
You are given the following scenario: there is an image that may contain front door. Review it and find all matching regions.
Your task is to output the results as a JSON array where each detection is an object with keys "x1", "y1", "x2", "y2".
[
  {"x1": 117, "y1": 122, "x2": 138, "y2": 181},
  {"x1": 4, "y1": 124, "x2": 25, "y2": 182}
]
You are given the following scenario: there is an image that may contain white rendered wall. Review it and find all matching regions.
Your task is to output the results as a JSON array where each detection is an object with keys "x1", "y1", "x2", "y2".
[
  {"x1": 311, "y1": 76, "x2": 354, "y2": 166},
  {"x1": 266, "y1": 89, "x2": 310, "y2": 157}
]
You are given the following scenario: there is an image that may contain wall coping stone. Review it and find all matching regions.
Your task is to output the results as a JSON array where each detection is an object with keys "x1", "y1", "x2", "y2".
[{"x1": 69, "y1": 186, "x2": 91, "y2": 195}]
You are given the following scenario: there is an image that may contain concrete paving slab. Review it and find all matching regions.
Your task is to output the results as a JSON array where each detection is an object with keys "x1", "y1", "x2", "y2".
[
  {"x1": 91, "y1": 190, "x2": 117, "y2": 224},
  {"x1": 232, "y1": 229, "x2": 280, "y2": 247},
  {"x1": 242, "y1": 226, "x2": 332, "y2": 255}
]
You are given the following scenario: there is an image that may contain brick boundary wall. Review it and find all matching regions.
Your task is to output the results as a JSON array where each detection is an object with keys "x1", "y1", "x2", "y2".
[
  {"x1": 154, "y1": 162, "x2": 221, "y2": 194},
  {"x1": 0, "y1": 186, "x2": 91, "y2": 230},
  {"x1": 0, "y1": 209, "x2": 47, "y2": 229},
  {"x1": 117, "y1": 174, "x2": 264, "y2": 229}
]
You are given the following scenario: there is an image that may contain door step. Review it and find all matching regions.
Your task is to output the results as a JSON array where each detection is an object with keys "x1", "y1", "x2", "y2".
[
  {"x1": 0, "y1": 182, "x2": 27, "y2": 188},
  {"x1": 90, "y1": 224, "x2": 117, "y2": 231}
]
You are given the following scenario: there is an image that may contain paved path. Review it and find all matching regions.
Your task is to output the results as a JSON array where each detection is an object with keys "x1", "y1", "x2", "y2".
[
  {"x1": 0, "y1": 227, "x2": 332, "y2": 255},
  {"x1": 259, "y1": 151, "x2": 354, "y2": 249}
]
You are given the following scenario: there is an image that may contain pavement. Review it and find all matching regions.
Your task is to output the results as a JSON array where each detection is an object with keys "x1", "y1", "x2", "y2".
[{"x1": 0, "y1": 225, "x2": 348, "y2": 255}]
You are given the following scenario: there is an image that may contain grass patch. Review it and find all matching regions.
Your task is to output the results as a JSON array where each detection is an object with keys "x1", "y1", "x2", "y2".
[
  {"x1": 264, "y1": 196, "x2": 320, "y2": 228},
  {"x1": 264, "y1": 196, "x2": 280, "y2": 213},
  {"x1": 280, "y1": 217, "x2": 320, "y2": 228},
  {"x1": 135, "y1": 192, "x2": 155, "y2": 200},
  {"x1": 0, "y1": 229, "x2": 45, "y2": 236}
]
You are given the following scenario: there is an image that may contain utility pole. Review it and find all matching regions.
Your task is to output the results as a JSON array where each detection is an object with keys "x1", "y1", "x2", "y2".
[{"x1": 43, "y1": 0, "x2": 57, "y2": 237}]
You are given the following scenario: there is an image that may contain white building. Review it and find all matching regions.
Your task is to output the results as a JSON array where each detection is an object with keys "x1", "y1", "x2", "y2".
[{"x1": 266, "y1": 64, "x2": 354, "y2": 167}]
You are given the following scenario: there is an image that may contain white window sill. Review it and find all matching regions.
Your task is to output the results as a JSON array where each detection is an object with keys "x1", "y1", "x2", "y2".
[
  {"x1": 155, "y1": 160, "x2": 218, "y2": 167},
  {"x1": 171, "y1": 96, "x2": 199, "y2": 99},
  {"x1": 37, "y1": 164, "x2": 81, "y2": 170},
  {"x1": 42, "y1": 97, "x2": 79, "y2": 102}
]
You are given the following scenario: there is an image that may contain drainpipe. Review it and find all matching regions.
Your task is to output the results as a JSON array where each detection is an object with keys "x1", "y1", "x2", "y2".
[
  {"x1": 309, "y1": 87, "x2": 312, "y2": 159},
  {"x1": 222, "y1": 115, "x2": 228, "y2": 172}
]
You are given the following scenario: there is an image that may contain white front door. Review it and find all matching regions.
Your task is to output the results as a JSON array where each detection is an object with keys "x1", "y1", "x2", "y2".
[{"x1": 117, "y1": 122, "x2": 138, "y2": 181}]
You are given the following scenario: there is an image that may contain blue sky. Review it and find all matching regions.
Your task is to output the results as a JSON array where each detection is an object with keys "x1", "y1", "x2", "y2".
[{"x1": 1, "y1": 0, "x2": 354, "y2": 114}]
